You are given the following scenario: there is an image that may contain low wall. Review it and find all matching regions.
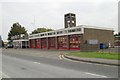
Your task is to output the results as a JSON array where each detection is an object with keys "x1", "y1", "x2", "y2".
[{"x1": 80, "y1": 44, "x2": 99, "y2": 52}]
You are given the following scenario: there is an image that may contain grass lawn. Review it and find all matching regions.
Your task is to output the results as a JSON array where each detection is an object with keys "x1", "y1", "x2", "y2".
[{"x1": 67, "y1": 52, "x2": 120, "y2": 60}]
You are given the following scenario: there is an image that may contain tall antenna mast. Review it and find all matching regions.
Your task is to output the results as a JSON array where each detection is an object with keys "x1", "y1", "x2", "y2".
[{"x1": 33, "y1": 16, "x2": 35, "y2": 27}]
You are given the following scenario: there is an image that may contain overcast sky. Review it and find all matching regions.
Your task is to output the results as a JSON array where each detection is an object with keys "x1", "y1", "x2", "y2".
[{"x1": 0, "y1": 0, "x2": 119, "y2": 41}]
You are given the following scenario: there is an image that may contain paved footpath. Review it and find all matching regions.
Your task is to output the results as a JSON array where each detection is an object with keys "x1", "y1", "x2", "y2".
[{"x1": 64, "y1": 55, "x2": 120, "y2": 66}]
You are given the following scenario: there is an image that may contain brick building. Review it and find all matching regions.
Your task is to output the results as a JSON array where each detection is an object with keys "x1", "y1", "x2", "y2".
[
  {"x1": 29, "y1": 25, "x2": 114, "y2": 51},
  {"x1": 28, "y1": 13, "x2": 114, "y2": 51},
  {"x1": 13, "y1": 13, "x2": 114, "y2": 51}
]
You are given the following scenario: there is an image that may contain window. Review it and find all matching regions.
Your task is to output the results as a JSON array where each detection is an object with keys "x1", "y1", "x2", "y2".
[
  {"x1": 48, "y1": 33, "x2": 52, "y2": 35},
  {"x1": 68, "y1": 30, "x2": 71, "y2": 33},
  {"x1": 76, "y1": 28, "x2": 81, "y2": 31},
  {"x1": 53, "y1": 32, "x2": 56, "y2": 35},
  {"x1": 35, "y1": 34, "x2": 39, "y2": 37},
  {"x1": 57, "y1": 31, "x2": 63, "y2": 34},
  {"x1": 68, "y1": 29, "x2": 76, "y2": 33},
  {"x1": 41, "y1": 34, "x2": 44, "y2": 36},
  {"x1": 64, "y1": 30, "x2": 67, "y2": 33},
  {"x1": 45, "y1": 34, "x2": 47, "y2": 36},
  {"x1": 71, "y1": 29, "x2": 76, "y2": 32}
]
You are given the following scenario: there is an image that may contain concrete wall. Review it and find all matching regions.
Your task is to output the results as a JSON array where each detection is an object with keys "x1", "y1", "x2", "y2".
[{"x1": 82, "y1": 28, "x2": 114, "y2": 47}]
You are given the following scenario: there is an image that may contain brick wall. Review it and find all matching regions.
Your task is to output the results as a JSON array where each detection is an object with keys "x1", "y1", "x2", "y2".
[
  {"x1": 82, "y1": 28, "x2": 114, "y2": 47},
  {"x1": 80, "y1": 44, "x2": 99, "y2": 52}
]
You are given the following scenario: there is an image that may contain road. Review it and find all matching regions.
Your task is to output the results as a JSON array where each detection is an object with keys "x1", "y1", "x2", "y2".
[{"x1": 2, "y1": 49, "x2": 118, "y2": 78}]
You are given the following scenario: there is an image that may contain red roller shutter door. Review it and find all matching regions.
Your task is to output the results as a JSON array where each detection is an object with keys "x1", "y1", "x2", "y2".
[
  {"x1": 41, "y1": 38, "x2": 47, "y2": 49},
  {"x1": 35, "y1": 39, "x2": 41, "y2": 48},
  {"x1": 48, "y1": 37, "x2": 56, "y2": 49},
  {"x1": 30, "y1": 39, "x2": 35, "y2": 48},
  {"x1": 69, "y1": 35, "x2": 80, "y2": 50},
  {"x1": 58, "y1": 36, "x2": 68, "y2": 50}
]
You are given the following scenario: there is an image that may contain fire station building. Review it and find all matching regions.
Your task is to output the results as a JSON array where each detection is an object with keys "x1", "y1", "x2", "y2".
[
  {"x1": 13, "y1": 13, "x2": 114, "y2": 51},
  {"x1": 28, "y1": 13, "x2": 114, "y2": 51},
  {"x1": 29, "y1": 25, "x2": 114, "y2": 51}
]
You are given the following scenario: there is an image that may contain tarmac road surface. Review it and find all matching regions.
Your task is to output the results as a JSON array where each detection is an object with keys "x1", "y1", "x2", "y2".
[{"x1": 2, "y1": 49, "x2": 118, "y2": 78}]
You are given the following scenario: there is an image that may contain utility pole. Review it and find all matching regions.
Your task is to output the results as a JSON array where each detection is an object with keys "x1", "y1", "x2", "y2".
[{"x1": 33, "y1": 16, "x2": 35, "y2": 28}]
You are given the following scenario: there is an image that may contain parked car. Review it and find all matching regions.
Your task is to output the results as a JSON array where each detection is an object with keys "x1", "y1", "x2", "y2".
[{"x1": 7, "y1": 44, "x2": 13, "y2": 48}]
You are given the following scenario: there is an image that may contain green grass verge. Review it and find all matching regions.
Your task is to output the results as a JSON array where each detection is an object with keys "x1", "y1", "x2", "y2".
[{"x1": 67, "y1": 52, "x2": 120, "y2": 60}]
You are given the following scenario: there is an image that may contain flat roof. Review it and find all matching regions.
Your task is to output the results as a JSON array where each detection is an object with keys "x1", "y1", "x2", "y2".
[
  {"x1": 13, "y1": 39, "x2": 29, "y2": 42},
  {"x1": 79, "y1": 25, "x2": 114, "y2": 31},
  {"x1": 29, "y1": 25, "x2": 114, "y2": 39}
]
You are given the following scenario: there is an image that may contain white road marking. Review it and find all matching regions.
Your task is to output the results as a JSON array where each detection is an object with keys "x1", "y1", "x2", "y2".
[
  {"x1": 85, "y1": 72, "x2": 108, "y2": 78},
  {"x1": 59, "y1": 55, "x2": 63, "y2": 60},
  {"x1": 61, "y1": 55, "x2": 64, "y2": 59},
  {"x1": 34, "y1": 62, "x2": 41, "y2": 64},
  {"x1": 0, "y1": 71, "x2": 10, "y2": 78}
]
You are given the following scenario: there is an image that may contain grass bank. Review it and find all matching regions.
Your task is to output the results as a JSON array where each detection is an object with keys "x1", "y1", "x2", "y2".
[{"x1": 67, "y1": 52, "x2": 119, "y2": 60}]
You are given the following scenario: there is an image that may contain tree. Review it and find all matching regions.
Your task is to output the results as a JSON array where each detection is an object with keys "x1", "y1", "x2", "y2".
[
  {"x1": 8, "y1": 22, "x2": 27, "y2": 43},
  {"x1": 114, "y1": 32, "x2": 120, "y2": 36},
  {"x1": 31, "y1": 28, "x2": 54, "y2": 34},
  {"x1": 119, "y1": 32, "x2": 120, "y2": 36}
]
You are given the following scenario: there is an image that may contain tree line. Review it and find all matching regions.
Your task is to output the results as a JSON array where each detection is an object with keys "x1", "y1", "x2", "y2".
[{"x1": 7, "y1": 22, "x2": 54, "y2": 43}]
